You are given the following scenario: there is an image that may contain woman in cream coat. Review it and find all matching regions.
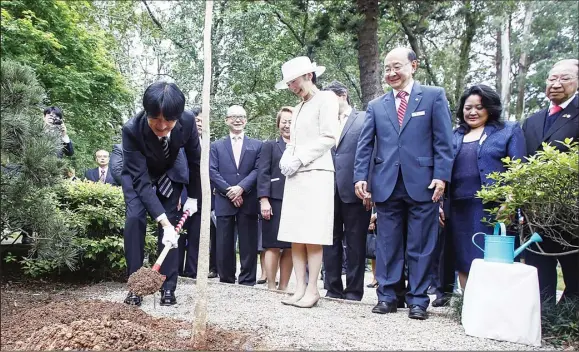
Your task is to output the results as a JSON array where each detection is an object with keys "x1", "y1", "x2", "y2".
[{"x1": 275, "y1": 56, "x2": 339, "y2": 308}]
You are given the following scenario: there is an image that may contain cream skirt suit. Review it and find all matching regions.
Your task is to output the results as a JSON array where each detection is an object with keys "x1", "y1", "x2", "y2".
[{"x1": 277, "y1": 90, "x2": 339, "y2": 245}]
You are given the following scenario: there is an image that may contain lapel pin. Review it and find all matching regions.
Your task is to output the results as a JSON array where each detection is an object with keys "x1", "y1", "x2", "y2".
[
  {"x1": 415, "y1": 98, "x2": 419, "y2": 101},
  {"x1": 563, "y1": 114, "x2": 570, "y2": 118}
]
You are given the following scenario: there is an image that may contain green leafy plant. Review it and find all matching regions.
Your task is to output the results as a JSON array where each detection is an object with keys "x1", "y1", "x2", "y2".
[
  {"x1": 477, "y1": 139, "x2": 578, "y2": 252},
  {"x1": 56, "y1": 180, "x2": 125, "y2": 238},
  {"x1": 541, "y1": 298, "x2": 579, "y2": 348}
]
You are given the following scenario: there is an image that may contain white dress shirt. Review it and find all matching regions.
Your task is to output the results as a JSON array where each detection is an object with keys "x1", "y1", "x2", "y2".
[{"x1": 230, "y1": 132, "x2": 244, "y2": 167}]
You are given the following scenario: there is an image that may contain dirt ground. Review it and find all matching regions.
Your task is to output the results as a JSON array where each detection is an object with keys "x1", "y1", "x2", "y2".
[{"x1": 0, "y1": 282, "x2": 258, "y2": 351}]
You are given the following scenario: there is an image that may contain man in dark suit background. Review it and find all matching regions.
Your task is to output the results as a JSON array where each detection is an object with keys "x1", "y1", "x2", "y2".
[
  {"x1": 209, "y1": 105, "x2": 262, "y2": 286},
  {"x1": 354, "y1": 48, "x2": 453, "y2": 319},
  {"x1": 322, "y1": 81, "x2": 372, "y2": 301},
  {"x1": 522, "y1": 59, "x2": 578, "y2": 305},
  {"x1": 121, "y1": 81, "x2": 201, "y2": 306},
  {"x1": 178, "y1": 108, "x2": 219, "y2": 279},
  {"x1": 84, "y1": 149, "x2": 119, "y2": 185},
  {"x1": 109, "y1": 144, "x2": 123, "y2": 186}
]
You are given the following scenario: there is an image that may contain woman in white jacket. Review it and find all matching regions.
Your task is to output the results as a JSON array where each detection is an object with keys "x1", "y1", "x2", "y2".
[{"x1": 275, "y1": 56, "x2": 339, "y2": 308}]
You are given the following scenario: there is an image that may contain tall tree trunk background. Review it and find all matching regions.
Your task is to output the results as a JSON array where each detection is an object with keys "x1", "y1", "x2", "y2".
[
  {"x1": 516, "y1": 2, "x2": 534, "y2": 121},
  {"x1": 499, "y1": 15, "x2": 511, "y2": 120},
  {"x1": 356, "y1": 0, "x2": 382, "y2": 109},
  {"x1": 453, "y1": 0, "x2": 479, "y2": 110},
  {"x1": 191, "y1": 0, "x2": 214, "y2": 349}
]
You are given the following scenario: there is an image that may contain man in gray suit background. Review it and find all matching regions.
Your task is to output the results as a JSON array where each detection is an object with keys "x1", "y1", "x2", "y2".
[{"x1": 323, "y1": 81, "x2": 372, "y2": 301}]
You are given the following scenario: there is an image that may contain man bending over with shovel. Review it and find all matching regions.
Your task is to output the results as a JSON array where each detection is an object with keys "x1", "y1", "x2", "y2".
[{"x1": 122, "y1": 81, "x2": 201, "y2": 306}]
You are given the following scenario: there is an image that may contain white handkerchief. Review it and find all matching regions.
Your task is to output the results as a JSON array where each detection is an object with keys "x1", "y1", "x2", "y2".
[
  {"x1": 411, "y1": 111, "x2": 425, "y2": 117},
  {"x1": 271, "y1": 178, "x2": 280, "y2": 182}
]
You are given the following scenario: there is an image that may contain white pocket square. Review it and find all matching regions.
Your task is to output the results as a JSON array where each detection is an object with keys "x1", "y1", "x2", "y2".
[
  {"x1": 411, "y1": 111, "x2": 426, "y2": 117},
  {"x1": 271, "y1": 178, "x2": 280, "y2": 182}
]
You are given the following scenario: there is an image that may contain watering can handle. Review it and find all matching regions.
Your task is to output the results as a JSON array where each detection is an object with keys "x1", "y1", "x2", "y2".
[
  {"x1": 472, "y1": 232, "x2": 486, "y2": 253},
  {"x1": 493, "y1": 222, "x2": 507, "y2": 236}
]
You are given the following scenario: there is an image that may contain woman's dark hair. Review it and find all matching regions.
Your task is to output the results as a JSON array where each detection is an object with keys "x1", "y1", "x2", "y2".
[
  {"x1": 323, "y1": 80, "x2": 351, "y2": 105},
  {"x1": 142, "y1": 81, "x2": 185, "y2": 121},
  {"x1": 43, "y1": 106, "x2": 63, "y2": 118},
  {"x1": 456, "y1": 84, "x2": 503, "y2": 132}
]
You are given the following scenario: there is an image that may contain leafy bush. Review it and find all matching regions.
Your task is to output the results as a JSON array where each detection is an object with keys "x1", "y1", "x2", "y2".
[
  {"x1": 477, "y1": 139, "x2": 578, "y2": 251},
  {"x1": 57, "y1": 180, "x2": 125, "y2": 238},
  {"x1": 542, "y1": 299, "x2": 579, "y2": 349}
]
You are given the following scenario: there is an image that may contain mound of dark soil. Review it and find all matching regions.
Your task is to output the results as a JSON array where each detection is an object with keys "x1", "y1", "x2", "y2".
[
  {"x1": 126, "y1": 267, "x2": 165, "y2": 296},
  {"x1": 1, "y1": 299, "x2": 254, "y2": 351}
]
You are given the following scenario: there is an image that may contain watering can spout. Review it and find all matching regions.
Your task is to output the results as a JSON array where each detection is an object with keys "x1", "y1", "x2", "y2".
[{"x1": 514, "y1": 233, "x2": 543, "y2": 258}]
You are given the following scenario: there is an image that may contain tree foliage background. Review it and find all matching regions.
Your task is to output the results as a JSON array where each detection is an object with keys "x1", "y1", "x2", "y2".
[{"x1": 1, "y1": 0, "x2": 578, "y2": 170}]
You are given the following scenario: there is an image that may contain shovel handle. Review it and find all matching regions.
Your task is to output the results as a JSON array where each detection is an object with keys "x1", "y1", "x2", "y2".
[{"x1": 152, "y1": 210, "x2": 191, "y2": 272}]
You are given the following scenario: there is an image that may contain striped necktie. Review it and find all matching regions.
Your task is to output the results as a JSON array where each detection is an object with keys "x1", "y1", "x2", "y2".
[
  {"x1": 397, "y1": 91, "x2": 409, "y2": 126},
  {"x1": 157, "y1": 136, "x2": 173, "y2": 198}
]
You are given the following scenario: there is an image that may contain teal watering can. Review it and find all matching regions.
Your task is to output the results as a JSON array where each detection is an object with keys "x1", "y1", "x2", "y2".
[{"x1": 472, "y1": 222, "x2": 543, "y2": 264}]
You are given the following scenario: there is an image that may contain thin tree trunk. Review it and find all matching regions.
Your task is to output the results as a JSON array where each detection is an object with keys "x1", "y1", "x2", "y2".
[
  {"x1": 453, "y1": 0, "x2": 478, "y2": 111},
  {"x1": 495, "y1": 28, "x2": 502, "y2": 93},
  {"x1": 356, "y1": 0, "x2": 382, "y2": 109},
  {"x1": 515, "y1": 2, "x2": 534, "y2": 121},
  {"x1": 191, "y1": 0, "x2": 214, "y2": 349},
  {"x1": 499, "y1": 15, "x2": 511, "y2": 120}
]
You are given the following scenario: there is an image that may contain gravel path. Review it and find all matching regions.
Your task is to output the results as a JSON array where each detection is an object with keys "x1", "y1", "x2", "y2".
[{"x1": 77, "y1": 268, "x2": 553, "y2": 351}]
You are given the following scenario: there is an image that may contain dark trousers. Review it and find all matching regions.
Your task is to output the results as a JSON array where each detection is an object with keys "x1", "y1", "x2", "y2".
[
  {"x1": 323, "y1": 193, "x2": 371, "y2": 301},
  {"x1": 525, "y1": 236, "x2": 579, "y2": 304},
  {"x1": 375, "y1": 174, "x2": 439, "y2": 309},
  {"x1": 178, "y1": 210, "x2": 201, "y2": 278},
  {"x1": 123, "y1": 179, "x2": 182, "y2": 291},
  {"x1": 432, "y1": 222, "x2": 456, "y2": 298},
  {"x1": 216, "y1": 213, "x2": 258, "y2": 285},
  {"x1": 209, "y1": 217, "x2": 217, "y2": 273},
  {"x1": 178, "y1": 209, "x2": 219, "y2": 277}
]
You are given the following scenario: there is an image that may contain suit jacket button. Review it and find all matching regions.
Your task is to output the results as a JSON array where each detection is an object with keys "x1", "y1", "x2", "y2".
[
  {"x1": 237, "y1": 173, "x2": 240, "y2": 176},
  {"x1": 395, "y1": 162, "x2": 400, "y2": 166}
]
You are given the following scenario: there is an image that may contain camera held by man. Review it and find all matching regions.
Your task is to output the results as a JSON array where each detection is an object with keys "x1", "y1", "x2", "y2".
[{"x1": 43, "y1": 106, "x2": 74, "y2": 158}]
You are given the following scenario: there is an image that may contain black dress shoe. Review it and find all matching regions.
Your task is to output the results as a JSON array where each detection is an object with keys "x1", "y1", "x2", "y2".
[
  {"x1": 432, "y1": 295, "x2": 451, "y2": 307},
  {"x1": 159, "y1": 290, "x2": 177, "y2": 306},
  {"x1": 408, "y1": 305, "x2": 428, "y2": 320},
  {"x1": 124, "y1": 292, "x2": 142, "y2": 306},
  {"x1": 207, "y1": 271, "x2": 218, "y2": 279},
  {"x1": 372, "y1": 301, "x2": 398, "y2": 314},
  {"x1": 256, "y1": 279, "x2": 267, "y2": 284},
  {"x1": 366, "y1": 282, "x2": 379, "y2": 288}
]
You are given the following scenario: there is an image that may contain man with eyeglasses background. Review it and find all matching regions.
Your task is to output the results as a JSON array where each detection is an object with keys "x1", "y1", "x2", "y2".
[
  {"x1": 522, "y1": 58, "x2": 578, "y2": 305},
  {"x1": 210, "y1": 105, "x2": 262, "y2": 286}
]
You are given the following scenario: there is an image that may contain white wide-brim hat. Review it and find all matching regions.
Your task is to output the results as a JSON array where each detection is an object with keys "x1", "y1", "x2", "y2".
[{"x1": 275, "y1": 56, "x2": 326, "y2": 90}]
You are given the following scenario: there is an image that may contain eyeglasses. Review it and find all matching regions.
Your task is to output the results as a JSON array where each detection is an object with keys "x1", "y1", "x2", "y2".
[
  {"x1": 546, "y1": 75, "x2": 577, "y2": 84},
  {"x1": 384, "y1": 62, "x2": 411, "y2": 74},
  {"x1": 227, "y1": 115, "x2": 246, "y2": 121}
]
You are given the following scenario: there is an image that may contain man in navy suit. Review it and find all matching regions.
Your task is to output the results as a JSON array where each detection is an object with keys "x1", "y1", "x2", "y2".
[
  {"x1": 121, "y1": 81, "x2": 201, "y2": 306},
  {"x1": 209, "y1": 105, "x2": 262, "y2": 286},
  {"x1": 322, "y1": 81, "x2": 372, "y2": 301},
  {"x1": 354, "y1": 48, "x2": 453, "y2": 319},
  {"x1": 84, "y1": 150, "x2": 119, "y2": 185},
  {"x1": 522, "y1": 59, "x2": 578, "y2": 305}
]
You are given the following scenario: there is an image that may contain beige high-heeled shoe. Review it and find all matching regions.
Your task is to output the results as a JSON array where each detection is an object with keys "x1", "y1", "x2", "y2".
[{"x1": 293, "y1": 294, "x2": 320, "y2": 308}]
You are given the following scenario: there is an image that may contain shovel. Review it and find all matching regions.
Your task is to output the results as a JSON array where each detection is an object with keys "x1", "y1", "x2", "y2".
[
  {"x1": 127, "y1": 209, "x2": 191, "y2": 296},
  {"x1": 152, "y1": 209, "x2": 191, "y2": 272}
]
